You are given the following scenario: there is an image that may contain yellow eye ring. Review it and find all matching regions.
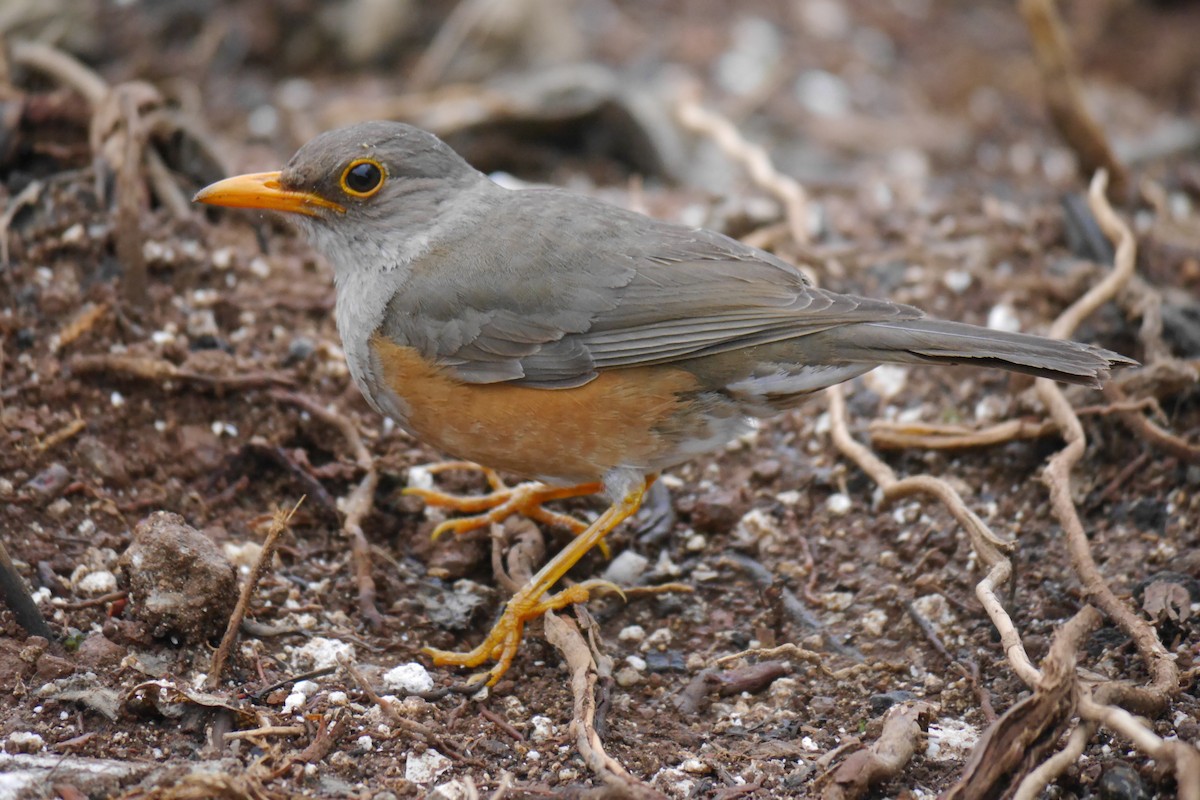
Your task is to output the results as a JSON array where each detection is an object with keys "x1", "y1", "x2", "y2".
[{"x1": 339, "y1": 158, "x2": 385, "y2": 198}]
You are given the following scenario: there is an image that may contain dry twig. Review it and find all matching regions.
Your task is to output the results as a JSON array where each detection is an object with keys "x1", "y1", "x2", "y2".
[
  {"x1": 543, "y1": 610, "x2": 667, "y2": 799},
  {"x1": 820, "y1": 702, "x2": 934, "y2": 800},
  {"x1": 946, "y1": 607, "x2": 1101, "y2": 800},
  {"x1": 69, "y1": 352, "x2": 295, "y2": 392},
  {"x1": 1037, "y1": 171, "x2": 1176, "y2": 711},
  {"x1": 1019, "y1": 0, "x2": 1129, "y2": 197},
  {"x1": 208, "y1": 500, "x2": 302, "y2": 689},
  {"x1": 675, "y1": 85, "x2": 810, "y2": 247},
  {"x1": 826, "y1": 385, "x2": 1040, "y2": 686}
]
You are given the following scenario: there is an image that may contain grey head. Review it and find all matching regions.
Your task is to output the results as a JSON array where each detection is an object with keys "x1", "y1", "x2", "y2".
[{"x1": 274, "y1": 122, "x2": 489, "y2": 268}]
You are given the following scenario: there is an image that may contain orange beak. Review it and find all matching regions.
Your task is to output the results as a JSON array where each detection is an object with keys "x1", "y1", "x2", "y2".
[{"x1": 193, "y1": 171, "x2": 345, "y2": 217}]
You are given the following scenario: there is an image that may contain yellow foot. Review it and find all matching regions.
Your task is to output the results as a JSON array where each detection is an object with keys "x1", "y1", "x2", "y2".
[
  {"x1": 422, "y1": 478, "x2": 649, "y2": 687},
  {"x1": 403, "y1": 462, "x2": 607, "y2": 552},
  {"x1": 423, "y1": 579, "x2": 625, "y2": 686}
]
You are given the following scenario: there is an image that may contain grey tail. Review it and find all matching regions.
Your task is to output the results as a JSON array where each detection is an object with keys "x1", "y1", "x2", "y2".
[{"x1": 817, "y1": 319, "x2": 1137, "y2": 389}]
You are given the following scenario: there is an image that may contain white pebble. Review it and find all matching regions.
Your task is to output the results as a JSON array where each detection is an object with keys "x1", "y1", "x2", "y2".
[
  {"x1": 328, "y1": 691, "x2": 348, "y2": 706},
  {"x1": 282, "y1": 691, "x2": 306, "y2": 714},
  {"x1": 110, "y1": 391, "x2": 125, "y2": 408},
  {"x1": 943, "y1": 269, "x2": 972, "y2": 294},
  {"x1": 356, "y1": 735, "x2": 373, "y2": 752},
  {"x1": 383, "y1": 662, "x2": 434, "y2": 694},
  {"x1": 860, "y1": 608, "x2": 888, "y2": 637},
  {"x1": 644, "y1": 627, "x2": 673, "y2": 649},
  {"x1": 987, "y1": 303, "x2": 1022, "y2": 333},
  {"x1": 826, "y1": 493, "x2": 852, "y2": 516},
  {"x1": 248, "y1": 257, "x2": 271, "y2": 279},
  {"x1": 864, "y1": 365, "x2": 908, "y2": 400},
  {"x1": 614, "y1": 667, "x2": 641, "y2": 687},
  {"x1": 529, "y1": 715, "x2": 555, "y2": 742},
  {"x1": 294, "y1": 637, "x2": 355, "y2": 670},
  {"x1": 405, "y1": 749, "x2": 452, "y2": 784},
  {"x1": 602, "y1": 550, "x2": 648, "y2": 585},
  {"x1": 76, "y1": 570, "x2": 117, "y2": 595},
  {"x1": 618, "y1": 625, "x2": 646, "y2": 643},
  {"x1": 406, "y1": 465, "x2": 435, "y2": 491}
]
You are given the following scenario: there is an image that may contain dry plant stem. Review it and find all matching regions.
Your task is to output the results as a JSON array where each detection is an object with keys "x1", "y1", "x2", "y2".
[
  {"x1": 675, "y1": 89, "x2": 810, "y2": 246},
  {"x1": 36, "y1": 415, "x2": 86, "y2": 453},
  {"x1": 10, "y1": 40, "x2": 108, "y2": 104},
  {"x1": 1019, "y1": 0, "x2": 1129, "y2": 198},
  {"x1": 69, "y1": 352, "x2": 295, "y2": 391},
  {"x1": 1105, "y1": 384, "x2": 1200, "y2": 463},
  {"x1": 0, "y1": 179, "x2": 42, "y2": 267},
  {"x1": 868, "y1": 418, "x2": 1057, "y2": 451},
  {"x1": 947, "y1": 607, "x2": 1101, "y2": 800},
  {"x1": 1013, "y1": 720, "x2": 1095, "y2": 800},
  {"x1": 53, "y1": 302, "x2": 110, "y2": 353},
  {"x1": 271, "y1": 391, "x2": 382, "y2": 628},
  {"x1": 821, "y1": 702, "x2": 933, "y2": 800},
  {"x1": 223, "y1": 725, "x2": 306, "y2": 741},
  {"x1": 294, "y1": 711, "x2": 350, "y2": 764},
  {"x1": 1037, "y1": 171, "x2": 1176, "y2": 708},
  {"x1": 542, "y1": 611, "x2": 667, "y2": 800},
  {"x1": 1078, "y1": 696, "x2": 1200, "y2": 800},
  {"x1": 825, "y1": 386, "x2": 1040, "y2": 686},
  {"x1": 207, "y1": 501, "x2": 301, "y2": 690}
]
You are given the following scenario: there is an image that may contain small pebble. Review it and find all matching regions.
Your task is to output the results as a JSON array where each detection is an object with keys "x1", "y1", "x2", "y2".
[
  {"x1": 614, "y1": 667, "x2": 641, "y2": 687},
  {"x1": 76, "y1": 570, "x2": 118, "y2": 595},
  {"x1": 295, "y1": 637, "x2": 356, "y2": 670},
  {"x1": 987, "y1": 303, "x2": 1021, "y2": 333},
  {"x1": 25, "y1": 463, "x2": 70, "y2": 499},
  {"x1": 602, "y1": 550, "x2": 649, "y2": 585},
  {"x1": 283, "y1": 691, "x2": 307, "y2": 714},
  {"x1": 529, "y1": 715, "x2": 555, "y2": 742},
  {"x1": 405, "y1": 749, "x2": 451, "y2": 784},
  {"x1": 618, "y1": 625, "x2": 646, "y2": 643},
  {"x1": 383, "y1": 662, "x2": 434, "y2": 694},
  {"x1": 826, "y1": 493, "x2": 852, "y2": 516}
]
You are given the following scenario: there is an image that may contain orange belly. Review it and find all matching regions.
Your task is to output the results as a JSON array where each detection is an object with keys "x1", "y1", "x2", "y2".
[{"x1": 370, "y1": 335, "x2": 699, "y2": 484}]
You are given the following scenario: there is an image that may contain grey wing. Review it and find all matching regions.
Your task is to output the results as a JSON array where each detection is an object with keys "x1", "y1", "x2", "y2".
[{"x1": 381, "y1": 189, "x2": 922, "y2": 388}]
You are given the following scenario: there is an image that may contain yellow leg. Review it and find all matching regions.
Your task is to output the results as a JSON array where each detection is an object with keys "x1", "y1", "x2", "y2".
[
  {"x1": 403, "y1": 462, "x2": 602, "y2": 539},
  {"x1": 403, "y1": 462, "x2": 610, "y2": 556},
  {"x1": 423, "y1": 478, "x2": 648, "y2": 686}
]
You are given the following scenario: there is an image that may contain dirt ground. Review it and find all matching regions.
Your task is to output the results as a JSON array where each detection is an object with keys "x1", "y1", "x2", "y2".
[{"x1": 2, "y1": 1, "x2": 1199, "y2": 798}]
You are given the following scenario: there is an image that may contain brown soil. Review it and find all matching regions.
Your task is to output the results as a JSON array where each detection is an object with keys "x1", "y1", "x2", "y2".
[{"x1": 1, "y1": 1, "x2": 1198, "y2": 798}]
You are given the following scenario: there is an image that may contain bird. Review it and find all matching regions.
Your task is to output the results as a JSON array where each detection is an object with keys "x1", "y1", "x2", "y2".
[{"x1": 194, "y1": 120, "x2": 1134, "y2": 686}]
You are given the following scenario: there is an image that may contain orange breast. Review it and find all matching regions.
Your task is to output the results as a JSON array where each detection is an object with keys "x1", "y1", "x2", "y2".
[{"x1": 370, "y1": 335, "x2": 698, "y2": 484}]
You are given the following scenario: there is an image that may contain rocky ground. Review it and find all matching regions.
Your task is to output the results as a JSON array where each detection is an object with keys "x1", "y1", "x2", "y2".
[{"x1": 1, "y1": 1, "x2": 1199, "y2": 798}]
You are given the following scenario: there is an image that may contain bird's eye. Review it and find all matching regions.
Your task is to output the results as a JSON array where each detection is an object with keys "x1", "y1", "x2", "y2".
[{"x1": 340, "y1": 158, "x2": 385, "y2": 197}]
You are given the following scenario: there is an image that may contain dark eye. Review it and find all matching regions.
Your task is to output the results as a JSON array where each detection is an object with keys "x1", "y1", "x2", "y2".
[{"x1": 340, "y1": 159, "x2": 384, "y2": 197}]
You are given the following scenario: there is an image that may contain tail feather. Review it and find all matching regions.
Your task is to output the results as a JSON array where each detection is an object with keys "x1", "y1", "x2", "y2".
[{"x1": 816, "y1": 320, "x2": 1136, "y2": 388}]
